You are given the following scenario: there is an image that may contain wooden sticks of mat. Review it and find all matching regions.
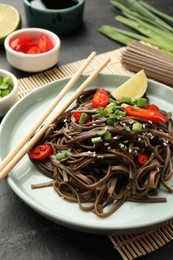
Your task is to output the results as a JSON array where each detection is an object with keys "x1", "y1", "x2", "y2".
[
  {"x1": 0, "y1": 52, "x2": 110, "y2": 180},
  {"x1": 122, "y1": 41, "x2": 173, "y2": 87}
]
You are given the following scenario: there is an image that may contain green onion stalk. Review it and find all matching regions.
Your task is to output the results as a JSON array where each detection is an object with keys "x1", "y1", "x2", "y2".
[{"x1": 98, "y1": 0, "x2": 173, "y2": 56}]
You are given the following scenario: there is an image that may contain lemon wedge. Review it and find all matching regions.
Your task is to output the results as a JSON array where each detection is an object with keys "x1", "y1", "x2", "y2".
[
  {"x1": 0, "y1": 4, "x2": 21, "y2": 44},
  {"x1": 111, "y1": 70, "x2": 148, "y2": 101}
]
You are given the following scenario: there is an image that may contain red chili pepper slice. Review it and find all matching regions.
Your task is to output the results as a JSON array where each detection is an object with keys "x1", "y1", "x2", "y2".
[
  {"x1": 10, "y1": 37, "x2": 33, "y2": 52},
  {"x1": 125, "y1": 106, "x2": 167, "y2": 123},
  {"x1": 38, "y1": 34, "x2": 54, "y2": 52},
  {"x1": 10, "y1": 34, "x2": 53, "y2": 54},
  {"x1": 27, "y1": 46, "x2": 41, "y2": 54},
  {"x1": 138, "y1": 153, "x2": 148, "y2": 165},
  {"x1": 92, "y1": 88, "x2": 109, "y2": 108},
  {"x1": 148, "y1": 104, "x2": 159, "y2": 111},
  {"x1": 29, "y1": 144, "x2": 53, "y2": 160},
  {"x1": 10, "y1": 37, "x2": 40, "y2": 53},
  {"x1": 72, "y1": 112, "x2": 90, "y2": 123}
]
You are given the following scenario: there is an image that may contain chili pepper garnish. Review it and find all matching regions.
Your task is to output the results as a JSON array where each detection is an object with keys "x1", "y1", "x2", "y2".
[
  {"x1": 29, "y1": 144, "x2": 53, "y2": 160},
  {"x1": 148, "y1": 104, "x2": 159, "y2": 111},
  {"x1": 138, "y1": 153, "x2": 149, "y2": 165},
  {"x1": 38, "y1": 34, "x2": 54, "y2": 53},
  {"x1": 10, "y1": 34, "x2": 53, "y2": 54},
  {"x1": 92, "y1": 88, "x2": 109, "y2": 108},
  {"x1": 125, "y1": 106, "x2": 167, "y2": 123}
]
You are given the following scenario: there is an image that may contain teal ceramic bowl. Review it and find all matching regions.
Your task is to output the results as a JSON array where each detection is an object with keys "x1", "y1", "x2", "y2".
[{"x1": 23, "y1": 0, "x2": 85, "y2": 35}]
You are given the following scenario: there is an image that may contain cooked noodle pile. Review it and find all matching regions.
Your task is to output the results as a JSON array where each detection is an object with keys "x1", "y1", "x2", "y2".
[{"x1": 30, "y1": 89, "x2": 173, "y2": 217}]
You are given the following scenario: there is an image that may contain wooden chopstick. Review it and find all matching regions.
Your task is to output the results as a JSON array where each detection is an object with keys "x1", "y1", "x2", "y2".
[
  {"x1": 0, "y1": 51, "x2": 96, "y2": 174},
  {"x1": 0, "y1": 54, "x2": 110, "y2": 180}
]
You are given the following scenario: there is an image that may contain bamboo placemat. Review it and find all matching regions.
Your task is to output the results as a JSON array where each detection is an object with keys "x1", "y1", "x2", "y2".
[
  {"x1": 18, "y1": 47, "x2": 173, "y2": 259},
  {"x1": 18, "y1": 47, "x2": 132, "y2": 98}
]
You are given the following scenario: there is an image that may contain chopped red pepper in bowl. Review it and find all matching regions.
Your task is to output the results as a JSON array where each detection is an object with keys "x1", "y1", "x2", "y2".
[
  {"x1": 4, "y1": 28, "x2": 61, "y2": 72},
  {"x1": 10, "y1": 34, "x2": 54, "y2": 54}
]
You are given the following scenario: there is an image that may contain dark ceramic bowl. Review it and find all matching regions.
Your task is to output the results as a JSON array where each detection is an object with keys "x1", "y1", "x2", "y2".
[{"x1": 23, "y1": 0, "x2": 85, "y2": 35}]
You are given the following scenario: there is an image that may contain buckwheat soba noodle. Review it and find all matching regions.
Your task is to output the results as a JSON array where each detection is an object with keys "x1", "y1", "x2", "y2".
[{"x1": 29, "y1": 88, "x2": 173, "y2": 217}]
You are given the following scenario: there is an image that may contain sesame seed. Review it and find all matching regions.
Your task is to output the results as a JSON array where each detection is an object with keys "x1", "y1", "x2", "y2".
[
  {"x1": 163, "y1": 142, "x2": 168, "y2": 146},
  {"x1": 93, "y1": 152, "x2": 96, "y2": 156},
  {"x1": 97, "y1": 155, "x2": 104, "y2": 159}
]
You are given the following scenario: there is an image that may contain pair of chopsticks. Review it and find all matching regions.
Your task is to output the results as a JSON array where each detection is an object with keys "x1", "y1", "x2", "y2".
[{"x1": 0, "y1": 51, "x2": 110, "y2": 180}]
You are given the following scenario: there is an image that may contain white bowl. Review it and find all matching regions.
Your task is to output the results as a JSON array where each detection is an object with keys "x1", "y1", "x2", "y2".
[
  {"x1": 4, "y1": 28, "x2": 61, "y2": 72},
  {"x1": 0, "y1": 69, "x2": 18, "y2": 117}
]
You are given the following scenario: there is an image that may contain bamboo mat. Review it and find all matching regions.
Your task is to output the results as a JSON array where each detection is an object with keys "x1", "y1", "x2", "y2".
[{"x1": 18, "y1": 47, "x2": 173, "y2": 259}]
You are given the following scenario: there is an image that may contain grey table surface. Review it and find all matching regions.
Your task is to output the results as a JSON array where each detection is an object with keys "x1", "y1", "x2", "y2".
[{"x1": 1, "y1": 0, "x2": 173, "y2": 259}]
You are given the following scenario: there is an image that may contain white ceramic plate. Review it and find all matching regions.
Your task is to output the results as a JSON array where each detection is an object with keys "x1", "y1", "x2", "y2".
[{"x1": 1, "y1": 74, "x2": 173, "y2": 235}]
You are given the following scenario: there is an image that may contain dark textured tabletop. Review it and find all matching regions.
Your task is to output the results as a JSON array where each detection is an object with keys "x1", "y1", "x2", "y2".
[{"x1": 1, "y1": 0, "x2": 173, "y2": 259}]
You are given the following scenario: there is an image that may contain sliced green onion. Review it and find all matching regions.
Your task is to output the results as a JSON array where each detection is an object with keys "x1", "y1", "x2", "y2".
[
  {"x1": 3, "y1": 76, "x2": 13, "y2": 87},
  {"x1": 124, "y1": 125, "x2": 131, "y2": 132},
  {"x1": 1, "y1": 90, "x2": 10, "y2": 97},
  {"x1": 106, "y1": 103, "x2": 115, "y2": 113},
  {"x1": 121, "y1": 103, "x2": 129, "y2": 108},
  {"x1": 96, "y1": 129, "x2": 112, "y2": 140},
  {"x1": 117, "y1": 110, "x2": 126, "y2": 117},
  {"x1": 56, "y1": 152, "x2": 68, "y2": 161},
  {"x1": 79, "y1": 112, "x2": 88, "y2": 124},
  {"x1": 0, "y1": 84, "x2": 9, "y2": 90},
  {"x1": 122, "y1": 96, "x2": 132, "y2": 104},
  {"x1": 107, "y1": 115, "x2": 116, "y2": 125},
  {"x1": 135, "y1": 98, "x2": 148, "y2": 107},
  {"x1": 91, "y1": 137, "x2": 103, "y2": 144},
  {"x1": 92, "y1": 113, "x2": 100, "y2": 119},
  {"x1": 98, "y1": 107, "x2": 109, "y2": 116},
  {"x1": 104, "y1": 131, "x2": 112, "y2": 140},
  {"x1": 96, "y1": 129, "x2": 107, "y2": 136},
  {"x1": 109, "y1": 97, "x2": 120, "y2": 104},
  {"x1": 0, "y1": 75, "x2": 14, "y2": 98},
  {"x1": 132, "y1": 122, "x2": 142, "y2": 132},
  {"x1": 92, "y1": 107, "x2": 110, "y2": 119}
]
